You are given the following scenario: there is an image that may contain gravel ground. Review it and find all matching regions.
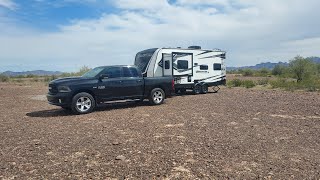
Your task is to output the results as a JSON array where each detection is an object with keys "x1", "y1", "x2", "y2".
[{"x1": 0, "y1": 83, "x2": 319, "y2": 179}]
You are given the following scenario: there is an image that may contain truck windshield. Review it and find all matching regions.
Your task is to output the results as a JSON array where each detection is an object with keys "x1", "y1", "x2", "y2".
[
  {"x1": 134, "y1": 48, "x2": 157, "y2": 73},
  {"x1": 82, "y1": 67, "x2": 105, "y2": 78}
]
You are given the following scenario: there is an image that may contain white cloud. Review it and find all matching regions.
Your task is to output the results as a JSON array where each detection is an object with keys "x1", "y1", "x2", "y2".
[
  {"x1": 113, "y1": 0, "x2": 169, "y2": 10},
  {"x1": 0, "y1": 0, "x2": 320, "y2": 71},
  {"x1": 0, "y1": 0, "x2": 17, "y2": 10}
]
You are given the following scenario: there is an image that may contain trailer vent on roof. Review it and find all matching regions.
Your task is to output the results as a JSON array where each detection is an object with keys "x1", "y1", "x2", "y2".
[{"x1": 188, "y1": 46, "x2": 201, "y2": 49}]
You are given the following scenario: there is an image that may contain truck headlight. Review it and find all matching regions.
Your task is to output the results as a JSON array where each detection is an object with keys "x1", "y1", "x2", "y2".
[{"x1": 58, "y1": 86, "x2": 71, "y2": 93}]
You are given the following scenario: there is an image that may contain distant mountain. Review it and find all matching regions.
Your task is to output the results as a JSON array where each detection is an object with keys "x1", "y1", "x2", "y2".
[
  {"x1": 308, "y1": 56, "x2": 320, "y2": 63},
  {"x1": 228, "y1": 62, "x2": 288, "y2": 70},
  {"x1": 229, "y1": 56, "x2": 320, "y2": 70},
  {"x1": 1, "y1": 70, "x2": 63, "y2": 77}
]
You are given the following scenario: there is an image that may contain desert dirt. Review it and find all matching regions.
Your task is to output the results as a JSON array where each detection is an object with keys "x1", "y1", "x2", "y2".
[{"x1": 0, "y1": 82, "x2": 319, "y2": 179}]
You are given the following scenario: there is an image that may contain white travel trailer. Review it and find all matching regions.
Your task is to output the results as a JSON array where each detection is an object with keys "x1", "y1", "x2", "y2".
[{"x1": 134, "y1": 46, "x2": 226, "y2": 94}]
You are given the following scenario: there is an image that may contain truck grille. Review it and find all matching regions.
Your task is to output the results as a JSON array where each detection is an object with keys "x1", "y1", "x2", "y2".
[{"x1": 49, "y1": 84, "x2": 58, "y2": 94}]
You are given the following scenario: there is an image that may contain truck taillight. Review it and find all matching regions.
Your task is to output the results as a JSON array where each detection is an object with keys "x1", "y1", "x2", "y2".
[{"x1": 172, "y1": 79, "x2": 175, "y2": 90}]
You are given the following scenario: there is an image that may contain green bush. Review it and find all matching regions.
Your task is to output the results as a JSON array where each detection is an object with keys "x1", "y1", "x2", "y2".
[
  {"x1": 44, "y1": 75, "x2": 58, "y2": 82},
  {"x1": 256, "y1": 79, "x2": 269, "y2": 86},
  {"x1": 0, "y1": 74, "x2": 10, "y2": 82},
  {"x1": 60, "y1": 66, "x2": 91, "y2": 77},
  {"x1": 227, "y1": 79, "x2": 242, "y2": 87},
  {"x1": 272, "y1": 65, "x2": 286, "y2": 76},
  {"x1": 289, "y1": 56, "x2": 314, "y2": 82},
  {"x1": 269, "y1": 78, "x2": 320, "y2": 92},
  {"x1": 26, "y1": 74, "x2": 36, "y2": 78},
  {"x1": 227, "y1": 79, "x2": 256, "y2": 88},
  {"x1": 242, "y1": 80, "x2": 255, "y2": 88},
  {"x1": 241, "y1": 69, "x2": 254, "y2": 76}
]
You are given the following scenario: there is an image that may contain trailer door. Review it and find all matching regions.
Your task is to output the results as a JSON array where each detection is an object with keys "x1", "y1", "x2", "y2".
[
  {"x1": 172, "y1": 52, "x2": 193, "y2": 76},
  {"x1": 162, "y1": 53, "x2": 172, "y2": 76}
]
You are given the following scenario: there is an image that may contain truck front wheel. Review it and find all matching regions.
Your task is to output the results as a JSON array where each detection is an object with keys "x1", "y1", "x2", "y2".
[
  {"x1": 149, "y1": 88, "x2": 165, "y2": 105},
  {"x1": 71, "y1": 92, "x2": 95, "y2": 114}
]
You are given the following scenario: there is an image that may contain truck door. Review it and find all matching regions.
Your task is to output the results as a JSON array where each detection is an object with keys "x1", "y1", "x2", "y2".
[
  {"x1": 96, "y1": 66, "x2": 122, "y2": 101},
  {"x1": 162, "y1": 53, "x2": 172, "y2": 76},
  {"x1": 121, "y1": 67, "x2": 144, "y2": 98}
]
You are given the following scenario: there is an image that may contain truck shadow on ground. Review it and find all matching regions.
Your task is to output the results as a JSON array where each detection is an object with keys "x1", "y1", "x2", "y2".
[
  {"x1": 26, "y1": 101, "x2": 150, "y2": 118},
  {"x1": 26, "y1": 91, "x2": 218, "y2": 118}
]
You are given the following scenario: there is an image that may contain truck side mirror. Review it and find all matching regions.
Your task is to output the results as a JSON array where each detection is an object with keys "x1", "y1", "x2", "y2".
[{"x1": 99, "y1": 74, "x2": 109, "y2": 80}]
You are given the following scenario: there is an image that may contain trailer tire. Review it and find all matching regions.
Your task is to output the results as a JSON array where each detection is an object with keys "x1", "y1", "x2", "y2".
[
  {"x1": 175, "y1": 88, "x2": 186, "y2": 94},
  {"x1": 71, "y1": 92, "x2": 95, "y2": 114},
  {"x1": 201, "y1": 84, "x2": 208, "y2": 94},
  {"x1": 180, "y1": 88, "x2": 186, "y2": 94},
  {"x1": 193, "y1": 84, "x2": 201, "y2": 95},
  {"x1": 149, "y1": 88, "x2": 165, "y2": 105}
]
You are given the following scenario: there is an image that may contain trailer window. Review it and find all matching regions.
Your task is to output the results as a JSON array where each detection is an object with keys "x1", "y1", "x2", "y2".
[
  {"x1": 122, "y1": 67, "x2": 140, "y2": 77},
  {"x1": 214, "y1": 63, "x2": 222, "y2": 70},
  {"x1": 134, "y1": 48, "x2": 157, "y2": 73},
  {"x1": 200, "y1": 65, "x2": 208, "y2": 70},
  {"x1": 177, "y1": 60, "x2": 188, "y2": 70},
  {"x1": 165, "y1": 60, "x2": 170, "y2": 69}
]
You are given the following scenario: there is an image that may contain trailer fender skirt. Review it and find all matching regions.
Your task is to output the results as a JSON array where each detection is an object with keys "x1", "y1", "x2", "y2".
[{"x1": 194, "y1": 82, "x2": 203, "y2": 87}]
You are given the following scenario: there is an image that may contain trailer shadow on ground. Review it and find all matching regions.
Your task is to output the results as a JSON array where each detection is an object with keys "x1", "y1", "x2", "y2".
[
  {"x1": 26, "y1": 101, "x2": 150, "y2": 118},
  {"x1": 174, "y1": 91, "x2": 218, "y2": 96}
]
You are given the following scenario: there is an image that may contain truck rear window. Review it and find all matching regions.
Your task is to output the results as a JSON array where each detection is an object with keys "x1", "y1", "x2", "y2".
[{"x1": 123, "y1": 67, "x2": 140, "y2": 77}]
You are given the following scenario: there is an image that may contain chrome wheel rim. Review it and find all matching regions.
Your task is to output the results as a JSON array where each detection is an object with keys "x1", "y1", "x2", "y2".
[
  {"x1": 153, "y1": 91, "x2": 163, "y2": 104},
  {"x1": 76, "y1": 96, "x2": 92, "y2": 112}
]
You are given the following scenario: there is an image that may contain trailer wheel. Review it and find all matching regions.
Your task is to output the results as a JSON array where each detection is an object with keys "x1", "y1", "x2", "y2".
[
  {"x1": 71, "y1": 92, "x2": 95, "y2": 114},
  {"x1": 175, "y1": 88, "x2": 186, "y2": 94},
  {"x1": 193, "y1": 84, "x2": 201, "y2": 95},
  {"x1": 201, "y1": 84, "x2": 208, "y2": 94},
  {"x1": 149, "y1": 88, "x2": 165, "y2": 105},
  {"x1": 180, "y1": 88, "x2": 186, "y2": 94}
]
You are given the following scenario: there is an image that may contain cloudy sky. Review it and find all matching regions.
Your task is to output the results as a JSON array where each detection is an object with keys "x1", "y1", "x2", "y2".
[{"x1": 0, "y1": 0, "x2": 319, "y2": 72}]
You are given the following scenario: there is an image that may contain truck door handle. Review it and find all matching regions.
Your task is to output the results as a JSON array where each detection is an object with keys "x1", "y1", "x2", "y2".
[{"x1": 137, "y1": 80, "x2": 142, "y2": 82}]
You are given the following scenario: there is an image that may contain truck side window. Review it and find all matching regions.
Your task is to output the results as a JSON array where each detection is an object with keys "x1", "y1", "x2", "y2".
[
  {"x1": 123, "y1": 67, "x2": 140, "y2": 77},
  {"x1": 102, "y1": 67, "x2": 121, "y2": 78},
  {"x1": 165, "y1": 60, "x2": 170, "y2": 69},
  {"x1": 213, "y1": 63, "x2": 222, "y2": 70},
  {"x1": 177, "y1": 60, "x2": 188, "y2": 70},
  {"x1": 200, "y1": 65, "x2": 208, "y2": 70}
]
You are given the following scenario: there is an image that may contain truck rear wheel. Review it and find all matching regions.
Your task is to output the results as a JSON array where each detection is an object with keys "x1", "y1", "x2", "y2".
[
  {"x1": 149, "y1": 88, "x2": 165, "y2": 105},
  {"x1": 71, "y1": 92, "x2": 95, "y2": 114}
]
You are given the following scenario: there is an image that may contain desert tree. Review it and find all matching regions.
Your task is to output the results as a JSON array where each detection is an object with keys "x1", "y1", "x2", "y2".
[
  {"x1": 272, "y1": 64, "x2": 286, "y2": 76},
  {"x1": 289, "y1": 56, "x2": 313, "y2": 82}
]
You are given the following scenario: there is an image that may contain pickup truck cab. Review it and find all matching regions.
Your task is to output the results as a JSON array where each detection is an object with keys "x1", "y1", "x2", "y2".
[{"x1": 47, "y1": 65, "x2": 174, "y2": 114}]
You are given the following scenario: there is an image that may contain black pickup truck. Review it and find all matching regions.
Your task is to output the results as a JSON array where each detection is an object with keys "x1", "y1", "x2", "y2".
[{"x1": 47, "y1": 65, "x2": 174, "y2": 114}]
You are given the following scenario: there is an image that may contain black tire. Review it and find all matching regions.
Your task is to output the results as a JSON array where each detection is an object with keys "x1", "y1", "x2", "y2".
[
  {"x1": 71, "y1": 92, "x2": 95, "y2": 114},
  {"x1": 201, "y1": 84, "x2": 208, "y2": 94},
  {"x1": 193, "y1": 84, "x2": 201, "y2": 95},
  {"x1": 180, "y1": 88, "x2": 187, "y2": 94},
  {"x1": 149, "y1": 88, "x2": 165, "y2": 105},
  {"x1": 175, "y1": 88, "x2": 186, "y2": 94}
]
